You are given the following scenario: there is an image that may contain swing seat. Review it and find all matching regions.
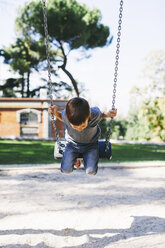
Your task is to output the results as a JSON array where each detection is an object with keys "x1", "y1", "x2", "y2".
[
  {"x1": 54, "y1": 139, "x2": 66, "y2": 159},
  {"x1": 98, "y1": 140, "x2": 112, "y2": 160},
  {"x1": 54, "y1": 139, "x2": 112, "y2": 160}
]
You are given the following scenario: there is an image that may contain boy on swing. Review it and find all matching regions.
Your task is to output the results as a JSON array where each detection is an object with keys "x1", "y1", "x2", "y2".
[{"x1": 49, "y1": 97, "x2": 117, "y2": 175}]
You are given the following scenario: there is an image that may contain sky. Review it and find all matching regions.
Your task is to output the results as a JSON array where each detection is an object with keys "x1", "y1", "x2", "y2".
[{"x1": 0, "y1": 0, "x2": 165, "y2": 116}]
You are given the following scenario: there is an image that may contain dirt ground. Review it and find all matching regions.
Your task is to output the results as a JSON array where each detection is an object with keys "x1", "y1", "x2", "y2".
[{"x1": 0, "y1": 162, "x2": 165, "y2": 248}]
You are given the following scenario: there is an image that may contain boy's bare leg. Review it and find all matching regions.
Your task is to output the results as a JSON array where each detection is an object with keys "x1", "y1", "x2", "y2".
[{"x1": 74, "y1": 159, "x2": 81, "y2": 168}]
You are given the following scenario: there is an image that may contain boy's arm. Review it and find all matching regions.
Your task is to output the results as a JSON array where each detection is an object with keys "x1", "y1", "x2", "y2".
[
  {"x1": 102, "y1": 109, "x2": 117, "y2": 119},
  {"x1": 49, "y1": 105, "x2": 63, "y2": 121}
]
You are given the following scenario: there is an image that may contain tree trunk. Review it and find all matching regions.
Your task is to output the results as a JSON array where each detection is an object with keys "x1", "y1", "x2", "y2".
[
  {"x1": 21, "y1": 76, "x2": 25, "y2": 98},
  {"x1": 59, "y1": 42, "x2": 79, "y2": 97},
  {"x1": 60, "y1": 66, "x2": 79, "y2": 97},
  {"x1": 27, "y1": 71, "x2": 30, "y2": 97}
]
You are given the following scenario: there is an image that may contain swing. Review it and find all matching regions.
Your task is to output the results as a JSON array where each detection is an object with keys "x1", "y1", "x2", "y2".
[
  {"x1": 42, "y1": 0, "x2": 124, "y2": 160},
  {"x1": 54, "y1": 139, "x2": 112, "y2": 160}
]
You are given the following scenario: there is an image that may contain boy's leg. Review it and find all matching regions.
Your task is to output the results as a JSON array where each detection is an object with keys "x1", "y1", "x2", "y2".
[
  {"x1": 83, "y1": 144, "x2": 99, "y2": 175},
  {"x1": 61, "y1": 143, "x2": 78, "y2": 174}
]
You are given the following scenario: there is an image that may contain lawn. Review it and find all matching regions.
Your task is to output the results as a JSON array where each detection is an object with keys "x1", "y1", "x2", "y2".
[{"x1": 0, "y1": 140, "x2": 165, "y2": 165}]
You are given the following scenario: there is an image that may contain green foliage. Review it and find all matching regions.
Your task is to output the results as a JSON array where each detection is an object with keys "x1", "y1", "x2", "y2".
[
  {"x1": 0, "y1": 78, "x2": 22, "y2": 97},
  {"x1": 140, "y1": 98, "x2": 165, "y2": 141},
  {"x1": 99, "y1": 119, "x2": 107, "y2": 139},
  {"x1": 112, "y1": 119, "x2": 128, "y2": 140},
  {"x1": 1, "y1": 38, "x2": 44, "y2": 74},
  {"x1": 1, "y1": 38, "x2": 46, "y2": 97},
  {"x1": 124, "y1": 106, "x2": 141, "y2": 140},
  {"x1": 0, "y1": 37, "x2": 72, "y2": 97},
  {"x1": 125, "y1": 97, "x2": 165, "y2": 142},
  {"x1": 16, "y1": 0, "x2": 111, "y2": 50},
  {"x1": 99, "y1": 118, "x2": 128, "y2": 140},
  {"x1": 127, "y1": 50, "x2": 165, "y2": 142},
  {"x1": 142, "y1": 50, "x2": 165, "y2": 97}
]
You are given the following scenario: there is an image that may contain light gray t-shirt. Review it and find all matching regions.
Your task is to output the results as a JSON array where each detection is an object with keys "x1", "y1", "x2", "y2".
[{"x1": 62, "y1": 107, "x2": 102, "y2": 144}]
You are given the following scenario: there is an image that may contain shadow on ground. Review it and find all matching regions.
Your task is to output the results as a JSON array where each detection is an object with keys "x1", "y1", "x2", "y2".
[{"x1": 0, "y1": 216, "x2": 165, "y2": 248}]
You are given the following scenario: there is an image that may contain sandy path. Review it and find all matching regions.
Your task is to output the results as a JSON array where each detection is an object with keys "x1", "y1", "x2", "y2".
[{"x1": 0, "y1": 164, "x2": 165, "y2": 248}]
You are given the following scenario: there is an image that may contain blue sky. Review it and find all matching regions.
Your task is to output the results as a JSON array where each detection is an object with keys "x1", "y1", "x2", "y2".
[{"x1": 0, "y1": 0, "x2": 165, "y2": 116}]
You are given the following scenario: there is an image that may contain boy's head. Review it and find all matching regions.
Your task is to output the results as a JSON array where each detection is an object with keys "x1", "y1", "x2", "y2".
[{"x1": 66, "y1": 97, "x2": 90, "y2": 131}]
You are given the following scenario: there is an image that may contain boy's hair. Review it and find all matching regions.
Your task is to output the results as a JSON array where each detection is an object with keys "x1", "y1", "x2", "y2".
[{"x1": 66, "y1": 97, "x2": 90, "y2": 126}]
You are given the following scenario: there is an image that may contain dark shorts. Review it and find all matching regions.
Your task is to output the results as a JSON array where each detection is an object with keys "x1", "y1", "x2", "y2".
[{"x1": 61, "y1": 141, "x2": 99, "y2": 175}]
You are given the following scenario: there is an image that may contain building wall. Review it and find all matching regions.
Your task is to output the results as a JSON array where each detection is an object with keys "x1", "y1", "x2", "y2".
[
  {"x1": 0, "y1": 108, "x2": 44, "y2": 137},
  {"x1": 0, "y1": 109, "x2": 20, "y2": 136},
  {"x1": 0, "y1": 98, "x2": 67, "y2": 139}
]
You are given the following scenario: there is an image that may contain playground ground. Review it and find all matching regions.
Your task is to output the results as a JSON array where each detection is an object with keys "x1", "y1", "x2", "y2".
[{"x1": 0, "y1": 162, "x2": 165, "y2": 248}]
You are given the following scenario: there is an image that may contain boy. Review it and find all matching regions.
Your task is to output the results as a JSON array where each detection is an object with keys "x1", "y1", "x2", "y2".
[{"x1": 49, "y1": 97, "x2": 117, "y2": 175}]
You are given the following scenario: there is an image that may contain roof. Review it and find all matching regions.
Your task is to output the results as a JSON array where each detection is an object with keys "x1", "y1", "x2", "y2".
[
  {"x1": 0, "y1": 97, "x2": 68, "y2": 109},
  {"x1": 0, "y1": 97, "x2": 68, "y2": 102}
]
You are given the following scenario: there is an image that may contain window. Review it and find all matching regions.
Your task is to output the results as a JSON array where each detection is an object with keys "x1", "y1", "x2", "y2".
[
  {"x1": 17, "y1": 109, "x2": 41, "y2": 138},
  {"x1": 20, "y1": 112, "x2": 38, "y2": 125}
]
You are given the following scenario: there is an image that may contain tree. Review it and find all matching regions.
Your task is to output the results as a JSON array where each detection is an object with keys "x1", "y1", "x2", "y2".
[
  {"x1": 0, "y1": 38, "x2": 52, "y2": 97},
  {"x1": 16, "y1": 0, "x2": 112, "y2": 96},
  {"x1": 99, "y1": 118, "x2": 128, "y2": 140},
  {"x1": 127, "y1": 50, "x2": 165, "y2": 142},
  {"x1": 142, "y1": 50, "x2": 165, "y2": 98},
  {"x1": 0, "y1": 37, "x2": 76, "y2": 98},
  {"x1": 130, "y1": 50, "x2": 165, "y2": 100},
  {"x1": 0, "y1": 78, "x2": 22, "y2": 97},
  {"x1": 138, "y1": 98, "x2": 165, "y2": 142}
]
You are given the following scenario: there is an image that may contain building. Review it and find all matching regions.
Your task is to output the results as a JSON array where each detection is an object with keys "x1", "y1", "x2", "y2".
[{"x1": 0, "y1": 97, "x2": 67, "y2": 139}]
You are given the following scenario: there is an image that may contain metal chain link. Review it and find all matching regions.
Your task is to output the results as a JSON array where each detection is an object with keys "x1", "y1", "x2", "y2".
[
  {"x1": 42, "y1": 0, "x2": 63, "y2": 153},
  {"x1": 105, "y1": 0, "x2": 124, "y2": 152}
]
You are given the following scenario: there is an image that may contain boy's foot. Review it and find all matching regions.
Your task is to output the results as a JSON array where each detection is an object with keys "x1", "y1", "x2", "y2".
[{"x1": 74, "y1": 159, "x2": 81, "y2": 168}]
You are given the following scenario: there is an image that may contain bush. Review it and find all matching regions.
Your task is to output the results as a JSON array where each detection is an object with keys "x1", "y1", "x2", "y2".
[{"x1": 99, "y1": 118, "x2": 128, "y2": 140}]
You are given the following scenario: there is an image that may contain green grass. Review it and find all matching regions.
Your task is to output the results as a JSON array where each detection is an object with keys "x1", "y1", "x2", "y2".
[{"x1": 0, "y1": 140, "x2": 165, "y2": 165}]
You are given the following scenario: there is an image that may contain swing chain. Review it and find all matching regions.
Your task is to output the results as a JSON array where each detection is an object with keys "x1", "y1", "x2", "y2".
[
  {"x1": 42, "y1": 0, "x2": 63, "y2": 153},
  {"x1": 42, "y1": 0, "x2": 123, "y2": 155},
  {"x1": 105, "y1": 0, "x2": 124, "y2": 152}
]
